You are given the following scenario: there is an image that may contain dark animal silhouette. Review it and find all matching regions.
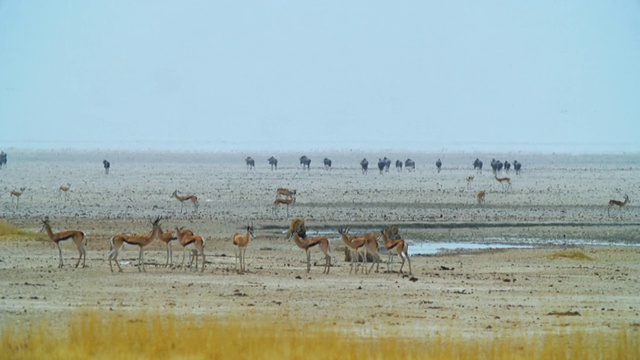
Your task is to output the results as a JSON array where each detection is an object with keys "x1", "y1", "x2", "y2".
[
  {"x1": 268, "y1": 156, "x2": 278, "y2": 170},
  {"x1": 323, "y1": 158, "x2": 332, "y2": 170},
  {"x1": 435, "y1": 158, "x2": 442, "y2": 173},
  {"x1": 299, "y1": 155, "x2": 311, "y2": 170},
  {"x1": 245, "y1": 157, "x2": 255, "y2": 170},
  {"x1": 404, "y1": 159, "x2": 415, "y2": 171},
  {"x1": 513, "y1": 160, "x2": 522, "y2": 175},
  {"x1": 491, "y1": 159, "x2": 503, "y2": 174},
  {"x1": 0, "y1": 151, "x2": 7, "y2": 169},
  {"x1": 102, "y1": 160, "x2": 110, "y2": 174},
  {"x1": 377, "y1": 158, "x2": 386, "y2": 174},
  {"x1": 473, "y1": 158, "x2": 483, "y2": 173},
  {"x1": 383, "y1": 157, "x2": 391, "y2": 172},
  {"x1": 504, "y1": 160, "x2": 511, "y2": 172},
  {"x1": 360, "y1": 158, "x2": 369, "y2": 174},
  {"x1": 395, "y1": 160, "x2": 403, "y2": 171}
]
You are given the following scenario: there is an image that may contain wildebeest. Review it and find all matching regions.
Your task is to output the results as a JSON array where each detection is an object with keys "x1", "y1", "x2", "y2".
[
  {"x1": 473, "y1": 158, "x2": 483, "y2": 173},
  {"x1": 395, "y1": 160, "x2": 403, "y2": 171},
  {"x1": 360, "y1": 158, "x2": 369, "y2": 174},
  {"x1": 513, "y1": 160, "x2": 522, "y2": 175},
  {"x1": 0, "y1": 151, "x2": 7, "y2": 169},
  {"x1": 404, "y1": 159, "x2": 415, "y2": 171},
  {"x1": 490, "y1": 159, "x2": 503, "y2": 174},
  {"x1": 245, "y1": 157, "x2": 255, "y2": 170},
  {"x1": 299, "y1": 155, "x2": 311, "y2": 170},
  {"x1": 103, "y1": 160, "x2": 110, "y2": 174},
  {"x1": 323, "y1": 158, "x2": 332, "y2": 170},
  {"x1": 504, "y1": 160, "x2": 511, "y2": 172},
  {"x1": 435, "y1": 158, "x2": 442, "y2": 173},
  {"x1": 377, "y1": 158, "x2": 386, "y2": 174},
  {"x1": 268, "y1": 156, "x2": 278, "y2": 170},
  {"x1": 383, "y1": 157, "x2": 391, "y2": 172}
]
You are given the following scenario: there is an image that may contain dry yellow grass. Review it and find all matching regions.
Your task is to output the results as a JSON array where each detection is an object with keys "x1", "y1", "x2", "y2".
[
  {"x1": 0, "y1": 219, "x2": 41, "y2": 241},
  {"x1": 1, "y1": 311, "x2": 638, "y2": 360}
]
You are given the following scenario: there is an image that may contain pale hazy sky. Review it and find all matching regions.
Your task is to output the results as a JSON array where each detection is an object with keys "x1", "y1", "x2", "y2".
[{"x1": 1, "y1": 1, "x2": 639, "y2": 152}]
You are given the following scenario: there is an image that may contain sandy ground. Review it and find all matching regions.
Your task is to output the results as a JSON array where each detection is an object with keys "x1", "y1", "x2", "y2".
[{"x1": 0, "y1": 149, "x2": 639, "y2": 337}]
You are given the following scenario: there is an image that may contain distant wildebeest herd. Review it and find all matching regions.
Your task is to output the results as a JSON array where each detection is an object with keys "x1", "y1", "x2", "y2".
[
  {"x1": 241, "y1": 155, "x2": 524, "y2": 177},
  {"x1": 243, "y1": 155, "x2": 423, "y2": 173}
]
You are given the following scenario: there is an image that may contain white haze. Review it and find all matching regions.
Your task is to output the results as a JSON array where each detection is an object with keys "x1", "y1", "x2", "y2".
[{"x1": 1, "y1": 1, "x2": 639, "y2": 153}]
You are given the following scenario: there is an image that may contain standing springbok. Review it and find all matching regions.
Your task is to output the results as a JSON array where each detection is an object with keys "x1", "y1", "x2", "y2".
[
  {"x1": 337, "y1": 227, "x2": 367, "y2": 274},
  {"x1": 108, "y1": 217, "x2": 162, "y2": 273},
  {"x1": 380, "y1": 228, "x2": 412, "y2": 275},
  {"x1": 171, "y1": 190, "x2": 199, "y2": 213},
  {"x1": 608, "y1": 195, "x2": 630, "y2": 217},
  {"x1": 59, "y1": 183, "x2": 71, "y2": 199},
  {"x1": 40, "y1": 216, "x2": 87, "y2": 268},
  {"x1": 10, "y1": 187, "x2": 26, "y2": 209},
  {"x1": 175, "y1": 226, "x2": 206, "y2": 272},
  {"x1": 232, "y1": 224, "x2": 255, "y2": 274},
  {"x1": 477, "y1": 190, "x2": 486, "y2": 206},
  {"x1": 290, "y1": 232, "x2": 331, "y2": 273}
]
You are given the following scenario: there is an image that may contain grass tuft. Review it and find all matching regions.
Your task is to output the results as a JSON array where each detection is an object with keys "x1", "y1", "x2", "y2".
[{"x1": 0, "y1": 220, "x2": 42, "y2": 240}]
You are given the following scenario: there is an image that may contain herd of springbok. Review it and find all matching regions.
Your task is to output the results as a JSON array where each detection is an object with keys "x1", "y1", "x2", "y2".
[{"x1": 38, "y1": 215, "x2": 413, "y2": 276}]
